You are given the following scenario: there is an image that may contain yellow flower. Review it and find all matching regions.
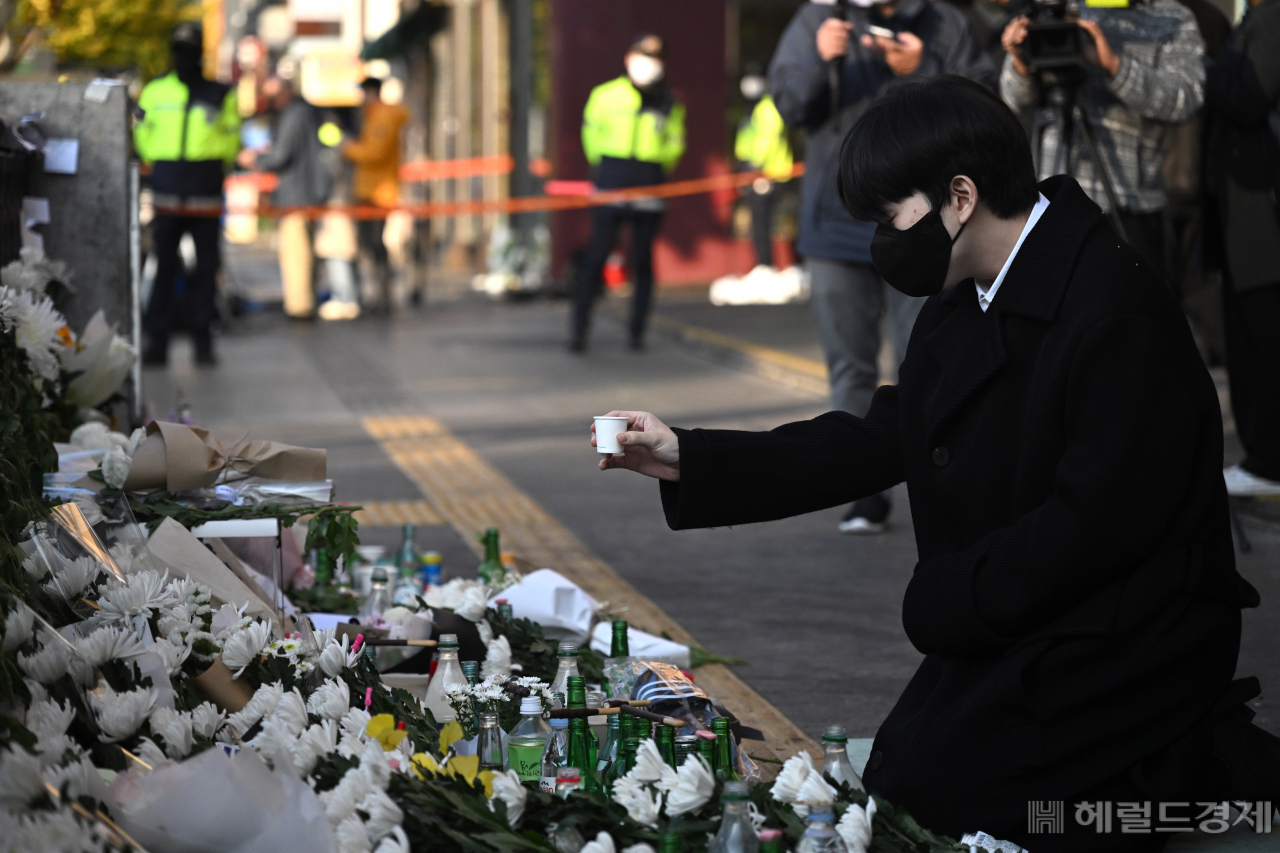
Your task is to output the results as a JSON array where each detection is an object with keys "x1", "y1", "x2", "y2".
[
  {"x1": 450, "y1": 754, "x2": 480, "y2": 786},
  {"x1": 366, "y1": 714, "x2": 408, "y2": 751},
  {"x1": 478, "y1": 769, "x2": 496, "y2": 798},
  {"x1": 411, "y1": 752, "x2": 439, "y2": 780},
  {"x1": 439, "y1": 720, "x2": 464, "y2": 751}
]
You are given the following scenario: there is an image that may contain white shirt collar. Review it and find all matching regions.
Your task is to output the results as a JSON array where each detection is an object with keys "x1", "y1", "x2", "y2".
[{"x1": 976, "y1": 193, "x2": 1050, "y2": 313}]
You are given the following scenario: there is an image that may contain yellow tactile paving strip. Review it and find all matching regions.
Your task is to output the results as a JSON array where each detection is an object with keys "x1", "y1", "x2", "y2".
[
  {"x1": 351, "y1": 501, "x2": 446, "y2": 527},
  {"x1": 362, "y1": 413, "x2": 818, "y2": 765}
]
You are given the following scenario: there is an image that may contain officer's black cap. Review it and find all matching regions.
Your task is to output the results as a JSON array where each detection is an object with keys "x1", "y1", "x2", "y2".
[
  {"x1": 171, "y1": 21, "x2": 202, "y2": 49},
  {"x1": 627, "y1": 33, "x2": 664, "y2": 59}
]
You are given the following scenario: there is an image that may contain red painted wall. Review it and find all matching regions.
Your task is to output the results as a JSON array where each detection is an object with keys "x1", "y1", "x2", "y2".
[{"x1": 549, "y1": 0, "x2": 752, "y2": 285}]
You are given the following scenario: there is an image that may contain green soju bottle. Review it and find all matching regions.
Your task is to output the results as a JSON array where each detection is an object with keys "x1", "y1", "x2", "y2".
[
  {"x1": 476, "y1": 528, "x2": 504, "y2": 585},
  {"x1": 396, "y1": 524, "x2": 419, "y2": 574},
  {"x1": 609, "y1": 620, "x2": 630, "y2": 657},
  {"x1": 655, "y1": 723, "x2": 678, "y2": 768},
  {"x1": 597, "y1": 712, "x2": 620, "y2": 778},
  {"x1": 659, "y1": 831, "x2": 682, "y2": 853},
  {"x1": 565, "y1": 676, "x2": 602, "y2": 792},
  {"x1": 712, "y1": 717, "x2": 740, "y2": 780},
  {"x1": 698, "y1": 733, "x2": 716, "y2": 769}
]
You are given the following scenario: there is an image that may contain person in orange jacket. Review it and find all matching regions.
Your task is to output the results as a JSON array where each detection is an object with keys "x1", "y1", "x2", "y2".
[{"x1": 341, "y1": 77, "x2": 408, "y2": 312}]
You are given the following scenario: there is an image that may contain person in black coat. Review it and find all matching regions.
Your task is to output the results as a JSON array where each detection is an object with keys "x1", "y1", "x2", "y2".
[
  {"x1": 1204, "y1": 0, "x2": 1280, "y2": 495},
  {"x1": 593, "y1": 77, "x2": 1276, "y2": 851}
]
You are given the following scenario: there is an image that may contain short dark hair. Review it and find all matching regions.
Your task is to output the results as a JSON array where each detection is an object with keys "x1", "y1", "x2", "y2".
[
  {"x1": 836, "y1": 75, "x2": 1038, "y2": 222},
  {"x1": 360, "y1": 77, "x2": 384, "y2": 94}
]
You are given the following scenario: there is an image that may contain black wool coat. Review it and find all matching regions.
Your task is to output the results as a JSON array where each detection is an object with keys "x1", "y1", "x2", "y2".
[{"x1": 659, "y1": 177, "x2": 1260, "y2": 850}]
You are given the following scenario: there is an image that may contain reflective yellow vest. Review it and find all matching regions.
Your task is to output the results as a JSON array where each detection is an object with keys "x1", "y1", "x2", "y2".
[
  {"x1": 135, "y1": 72, "x2": 240, "y2": 197},
  {"x1": 734, "y1": 95, "x2": 793, "y2": 182},
  {"x1": 581, "y1": 76, "x2": 686, "y2": 175}
]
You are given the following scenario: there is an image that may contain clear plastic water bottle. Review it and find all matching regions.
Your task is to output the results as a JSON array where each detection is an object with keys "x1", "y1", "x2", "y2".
[
  {"x1": 709, "y1": 780, "x2": 759, "y2": 853},
  {"x1": 508, "y1": 696, "x2": 552, "y2": 782},
  {"x1": 554, "y1": 766, "x2": 581, "y2": 799},
  {"x1": 795, "y1": 809, "x2": 848, "y2": 853},
  {"x1": 548, "y1": 642, "x2": 580, "y2": 697},
  {"x1": 359, "y1": 566, "x2": 394, "y2": 619},
  {"x1": 422, "y1": 634, "x2": 468, "y2": 723},
  {"x1": 821, "y1": 725, "x2": 864, "y2": 791},
  {"x1": 539, "y1": 692, "x2": 569, "y2": 793}
]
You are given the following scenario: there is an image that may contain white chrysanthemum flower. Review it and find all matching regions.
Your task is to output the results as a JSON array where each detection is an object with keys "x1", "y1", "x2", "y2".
[
  {"x1": 220, "y1": 620, "x2": 271, "y2": 677},
  {"x1": 357, "y1": 737, "x2": 392, "y2": 789},
  {"x1": 190, "y1": 702, "x2": 225, "y2": 740},
  {"x1": 334, "y1": 814, "x2": 371, "y2": 853},
  {"x1": 34, "y1": 732, "x2": 83, "y2": 769},
  {"x1": 150, "y1": 707, "x2": 194, "y2": 759},
  {"x1": 18, "y1": 639, "x2": 68, "y2": 684},
  {"x1": 97, "y1": 570, "x2": 174, "y2": 628},
  {"x1": 628, "y1": 738, "x2": 668, "y2": 784},
  {"x1": 100, "y1": 446, "x2": 131, "y2": 490},
  {"x1": 43, "y1": 756, "x2": 93, "y2": 800},
  {"x1": 454, "y1": 584, "x2": 489, "y2": 622},
  {"x1": 373, "y1": 827, "x2": 410, "y2": 853},
  {"x1": 72, "y1": 492, "x2": 105, "y2": 527},
  {"x1": 25, "y1": 697, "x2": 76, "y2": 740},
  {"x1": 9, "y1": 807, "x2": 105, "y2": 853},
  {"x1": 42, "y1": 555, "x2": 101, "y2": 603},
  {"x1": 68, "y1": 421, "x2": 128, "y2": 452},
  {"x1": 481, "y1": 634, "x2": 514, "y2": 680},
  {"x1": 748, "y1": 801, "x2": 766, "y2": 833},
  {"x1": 772, "y1": 751, "x2": 816, "y2": 804},
  {"x1": 307, "y1": 678, "x2": 351, "y2": 722},
  {"x1": 125, "y1": 426, "x2": 147, "y2": 457},
  {"x1": 610, "y1": 775, "x2": 662, "y2": 828},
  {"x1": 663, "y1": 755, "x2": 715, "y2": 816},
  {"x1": 488, "y1": 769, "x2": 527, "y2": 827},
  {"x1": 297, "y1": 720, "x2": 339, "y2": 771},
  {"x1": 621, "y1": 845, "x2": 657, "y2": 853},
  {"x1": 423, "y1": 578, "x2": 490, "y2": 612},
  {"x1": 61, "y1": 313, "x2": 136, "y2": 409},
  {"x1": 319, "y1": 636, "x2": 357, "y2": 678},
  {"x1": 269, "y1": 688, "x2": 309, "y2": 737},
  {"x1": 580, "y1": 832, "x2": 616, "y2": 853},
  {"x1": 223, "y1": 681, "x2": 284, "y2": 739},
  {"x1": 151, "y1": 636, "x2": 192, "y2": 676},
  {"x1": 89, "y1": 683, "x2": 156, "y2": 742},
  {"x1": 0, "y1": 747, "x2": 47, "y2": 809},
  {"x1": 322, "y1": 768, "x2": 373, "y2": 824},
  {"x1": 73, "y1": 625, "x2": 147, "y2": 668},
  {"x1": 24, "y1": 678, "x2": 48, "y2": 705},
  {"x1": 836, "y1": 797, "x2": 876, "y2": 853},
  {"x1": 21, "y1": 552, "x2": 50, "y2": 581},
  {"x1": 476, "y1": 619, "x2": 493, "y2": 647},
  {"x1": 2, "y1": 605, "x2": 34, "y2": 652},
  {"x1": 360, "y1": 786, "x2": 403, "y2": 841},
  {"x1": 12, "y1": 291, "x2": 66, "y2": 381},
  {"x1": 134, "y1": 736, "x2": 169, "y2": 769},
  {"x1": 793, "y1": 770, "x2": 837, "y2": 818}
]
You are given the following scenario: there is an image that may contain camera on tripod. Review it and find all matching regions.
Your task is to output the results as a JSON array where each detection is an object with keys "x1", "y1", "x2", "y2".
[{"x1": 1021, "y1": 0, "x2": 1087, "y2": 84}]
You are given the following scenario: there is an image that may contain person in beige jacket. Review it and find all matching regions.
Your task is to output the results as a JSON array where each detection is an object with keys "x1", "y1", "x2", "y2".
[{"x1": 342, "y1": 77, "x2": 408, "y2": 313}]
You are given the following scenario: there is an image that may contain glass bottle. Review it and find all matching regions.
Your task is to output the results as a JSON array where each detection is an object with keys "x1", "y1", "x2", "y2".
[
  {"x1": 478, "y1": 711, "x2": 505, "y2": 771},
  {"x1": 609, "y1": 620, "x2": 630, "y2": 657},
  {"x1": 476, "y1": 528, "x2": 504, "y2": 585},
  {"x1": 422, "y1": 634, "x2": 468, "y2": 723},
  {"x1": 697, "y1": 733, "x2": 715, "y2": 769},
  {"x1": 537, "y1": 691, "x2": 568, "y2": 788},
  {"x1": 549, "y1": 642, "x2": 580, "y2": 697},
  {"x1": 396, "y1": 524, "x2": 419, "y2": 574},
  {"x1": 634, "y1": 717, "x2": 653, "y2": 740},
  {"x1": 821, "y1": 725, "x2": 863, "y2": 791},
  {"x1": 795, "y1": 809, "x2": 848, "y2": 853},
  {"x1": 313, "y1": 546, "x2": 333, "y2": 586},
  {"x1": 565, "y1": 676, "x2": 602, "y2": 792},
  {"x1": 461, "y1": 660, "x2": 481, "y2": 730},
  {"x1": 419, "y1": 551, "x2": 443, "y2": 590},
  {"x1": 495, "y1": 599, "x2": 514, "y2": 621},
  {"x1": 618, "y1": 736, "x2": 640, "y2": 778},
  {"x1": 712, "y1": 718, "x2": 739, "y2": 780},
  {"x1": 759, "y1": 830, "x2": 783, "y2": 853},
  {"x1": 655, "y1": 724, "x2": 677, "y2": 768},
  {"x1": 596, "y1": 712, "x2": 620, "y2": 777},
  {"x1": 709, "y1": 780, "x2": 759, "y2": 853},
  {"x1": 359, "y1": 566, "x2": 393, "y2": 619},
  {"x1": 659, "y1": 831, "x2": 682, "y2": 853},
  {"x1": 508, "y1": 696, "x2": 552, "y2": 782},
  {"x1": 586, "y1": 690, "x2": 606, "y2": 749},
  {"x1": 554, "y1": 766, "x2": 581, "y2": 799}
]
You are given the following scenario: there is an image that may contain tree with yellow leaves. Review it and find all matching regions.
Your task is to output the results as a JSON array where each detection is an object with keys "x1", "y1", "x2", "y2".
[{"x1": 1, "y1": 0, "x2": 199, "y2": 77}]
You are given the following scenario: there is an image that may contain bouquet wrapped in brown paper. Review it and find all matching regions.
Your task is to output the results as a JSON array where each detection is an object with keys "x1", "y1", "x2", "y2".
[{"x1": 122, "y1": 421, "x2": 325, "y2": 492}]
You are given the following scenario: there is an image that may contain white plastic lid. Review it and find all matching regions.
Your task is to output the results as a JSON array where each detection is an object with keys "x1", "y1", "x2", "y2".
[{"x1": 520, "y1": 696, "x2": 542, "y2": 715}]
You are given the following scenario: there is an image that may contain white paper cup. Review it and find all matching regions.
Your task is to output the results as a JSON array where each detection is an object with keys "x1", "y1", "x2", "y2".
[{"x1": 594, "y1": 416, "x2": 629, "y2": 454}]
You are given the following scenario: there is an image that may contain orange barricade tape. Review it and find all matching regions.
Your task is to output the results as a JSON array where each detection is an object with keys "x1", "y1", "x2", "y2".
[{"x1": 160, "y1": 164, "x2": 805, "y2": 220}]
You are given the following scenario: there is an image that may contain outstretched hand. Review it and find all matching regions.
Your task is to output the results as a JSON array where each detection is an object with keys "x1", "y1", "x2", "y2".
[{"x1": 592, "y1": 411, "x2": 681, "y2": 481}]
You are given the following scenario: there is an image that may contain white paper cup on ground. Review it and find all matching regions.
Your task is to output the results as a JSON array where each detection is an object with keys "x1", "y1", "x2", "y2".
[{"x1": 594, "y1": 416, "x2": 629, "y2": 454}]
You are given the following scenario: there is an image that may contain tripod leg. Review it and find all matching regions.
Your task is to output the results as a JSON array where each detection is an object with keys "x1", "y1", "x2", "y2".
[{"x1": 1073, "y1": 105, "x2": 1128, "y2": 241}]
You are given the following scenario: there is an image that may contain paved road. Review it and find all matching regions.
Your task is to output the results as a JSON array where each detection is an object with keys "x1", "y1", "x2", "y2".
[{"x1": 144, "y1": 289, "x2": 1280, "y2": 743}]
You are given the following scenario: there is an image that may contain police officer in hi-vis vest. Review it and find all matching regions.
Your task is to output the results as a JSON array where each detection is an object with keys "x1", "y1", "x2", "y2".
[
  {"x1": 134, "y1": 22, "x2": 240, "y2": 367},
  {"x1": 571, "y1": 34, "x2": 686, "y2": 353}
]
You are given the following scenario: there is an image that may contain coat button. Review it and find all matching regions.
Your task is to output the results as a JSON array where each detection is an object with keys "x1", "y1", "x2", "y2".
[
  {"x1": 868, "y1": 750, "x2": 883, "y2": 772},
  {"x1": 932, "y1": 446, "x2": 950, "y2": 467}
]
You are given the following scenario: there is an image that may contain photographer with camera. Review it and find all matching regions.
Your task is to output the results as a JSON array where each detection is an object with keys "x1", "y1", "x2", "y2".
[{"x1": 999, "y1": 0, "x2": 1204, "y2": 275}]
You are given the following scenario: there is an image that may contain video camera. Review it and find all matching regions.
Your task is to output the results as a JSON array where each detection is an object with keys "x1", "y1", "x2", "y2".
[{"x1": 1020, "y1": 0, "x2": 1132, "y2": 87}]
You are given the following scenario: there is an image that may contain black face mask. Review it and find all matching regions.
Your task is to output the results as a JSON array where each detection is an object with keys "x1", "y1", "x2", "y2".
[{"x1": 870, "y1": 207, "x2": 965, "y2": 298}]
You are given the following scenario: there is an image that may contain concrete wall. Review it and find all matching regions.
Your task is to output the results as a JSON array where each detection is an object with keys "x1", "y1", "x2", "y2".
[{"x1": 0, "y1": 81, "x2": 133, "y2": 337}]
